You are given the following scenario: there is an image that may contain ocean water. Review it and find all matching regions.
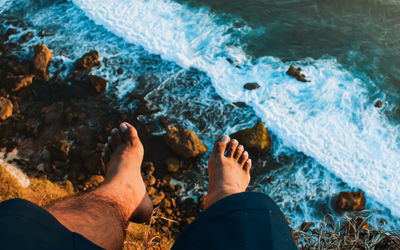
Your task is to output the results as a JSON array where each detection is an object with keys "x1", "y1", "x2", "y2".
[{"x1": 1, "y1": 0, "x2": 400, "y2": 229}]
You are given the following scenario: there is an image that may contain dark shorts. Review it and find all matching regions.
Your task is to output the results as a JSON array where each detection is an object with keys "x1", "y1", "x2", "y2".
[{"x1": 0, "y1": 199, "x2": 103, "y2": 250}]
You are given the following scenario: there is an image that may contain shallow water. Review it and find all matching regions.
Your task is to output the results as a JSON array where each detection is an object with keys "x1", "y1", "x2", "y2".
[{"x1": 1, "y1": 0, "x2": 400, "y2": 229}]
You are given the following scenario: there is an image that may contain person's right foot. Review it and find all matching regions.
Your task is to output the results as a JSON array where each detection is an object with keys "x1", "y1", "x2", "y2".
[{"x1": 204, "y1": 135, "x2": 252, "y2": 209}]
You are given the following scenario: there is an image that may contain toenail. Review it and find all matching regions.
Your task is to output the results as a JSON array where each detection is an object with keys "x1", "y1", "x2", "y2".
[
  {"x1": 120, "y1": 123, "x2": 128, "y2": 132},
  {"x1": 108, "y1": 136, "x2": 112, "y2": 142},
  {"x1": 243, "y1": 151, "x2": 248, "y2": 156},
  {"x1": 220, "y1": 135, "x2": 229, "y2": 142},
  {"x1": 247, "y1": 159, "x2": 251, "y2": 163},
  {"x1": 112, "y1": 128, "x2": 118, "y2": 133},
  {"x1": 238, "y1": 145, "x2": 244, "y2": 150},
  {"x1": 231, "y1": 139, "x2": 238, "y2": 144},
  {"x1": 101, "y1": 152, "x2": 106, "y2": 157},
  {"x1": 105, "y1": 143, "x2": 109, "y2": 148}
]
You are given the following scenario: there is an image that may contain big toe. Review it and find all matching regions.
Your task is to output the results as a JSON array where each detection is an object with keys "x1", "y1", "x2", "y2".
[
  {"x1": 211, "y1": 135, "x2": 230, "y2": 156},
  {"x1": 119, "y1": 122, "x2": 141, "y2": 146}
]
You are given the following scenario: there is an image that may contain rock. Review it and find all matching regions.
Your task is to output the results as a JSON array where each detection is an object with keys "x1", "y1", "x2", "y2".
[
  {"x1": 374, "y1": 100, "x2": 383, "y2": 108},
  {"x1": 230, "y1": 121, "x2": 272, "y2": 152},
  {"x1": 83, "y1": 152, "x2": 101, "y2": 174},
  {"x1": 47, "y1": 140, "x2": 70, "y2": 161},
  {"x1": 164, "y1": 126, "x2": 208, "y2": 159},
  {"x1": 165, "y1": 157, "x2": 180, "y2": 173},
  {"x1": 144, "y1": 174, "x2": 156, "y2": 186},
  {"x1": 232, "y1": 102, "x2": 247, "y2": 108},
  {"x1": 89, "y1": 75, "x2": 107, "y2": 93},
  {"x1": 5, "y1": 28, "x2": 17, "y2": 39},
  {"x1": 19, "y1": 32, "x2": 33, "y2": 43},
  {"x1": 336, "y1": 191, "x2": 366, "y2": 211},
  {"x1": 74, "y1": 50, "x2": 100, "y2": 70},
  {"x1": 151, "y1": 191, "x2": 165, "y2": 206},
  {"x1": 0, "y1": 97, "x2": 13, "y2": 120},
  {"x1": 38, "y1": 30, "x2": 54, "y2": 37},
  {"x1": 286, "y1": 64, "x2": 309, "y2": 82},
  {"x1": 243, "y1": 82, "x2": 260, "y2": 90},
  {"x1": 6, "y1": 74, "x2": 35, "y2": 92},
  {"x1": 83, "y1": 175, "x2": 104, "y2": 190},
  {"x1": 32, "y1": 44, "x2": 53, "y2": 80}
]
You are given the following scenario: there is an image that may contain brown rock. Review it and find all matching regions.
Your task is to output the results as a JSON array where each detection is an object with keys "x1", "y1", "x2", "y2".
[
  {"x1": 83, "y1": 152, "x2": 101, "y2": 174},
  {"x1": 230, "y1": 121, "x2": 272, "y2": 152},
  {"x1": 5, "y1": 28, "x2": 18, "y2": 39},
  {"x1": 74, "y1": 50, "x2": 100, "y2": 70},
  {"x1": 47, "y1": 140, "x2": 70, "y2": 161},
  {"x1": 89, "y1": 75, "x2": 107, "y2": 93},
  {"x1": 164, "y1": 126, "x2": 208, "y2": 159},
  {"x1": 32, "y1": 44, "x2": 53, "y2": 80},
  {"x1": 151, "y1": 191, "x2": 165, "y2": 206},
  {"x1": 286, "y1": 64, "x2": 309, "y2": 82},
  {"x1": 232, "y1": 102, "x2": 247, "y2": 108},
  {"x1": 0, "y1": 97, "x2": 13, "y2": 120},
  {"x1": 336, "y1": 191, "x2": 366, "y2": 211},
  {"x1": 374, "y1": 100, "x2": 383, "y2": 108},
  {"x1": 165, "y1": 157, "x2": 180, "y2": 173},
  {"x1": 243, "y1": 82, "x2": 260, "y2": 90},
  {"x1": 6, "y1": 74, "x2": 35, "y2": 92},
  {"x1": 83, "y1": 175, "x2": 104, "y2": 188}
]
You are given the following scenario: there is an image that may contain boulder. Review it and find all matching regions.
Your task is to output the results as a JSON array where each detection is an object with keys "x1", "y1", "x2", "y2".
[
  {"x1": 6, "y1": 74, "x2": 35, "y2": 92},
  {"x1": 286, "y1": 64, "x2": 309, "y2": 82},
  {"x1": 230, "y1": 121, "x2": 272, "y2": 152},
  {"x1": 89, "y1": 75, "x2": 107, "y2": 93},
  {"x1": 243, "y1": 82, "x2": 260, "y2": 90},
  {"x1": 165, "y1": 157, "x2": 180, "y2": 173},
  {"x1": 0, "y1": 97, "x2": 13, "y2": 120},
  {"x1": 164, "y1": 126, "x2": 208, "y2": 159},
  {"x1": 32, "y1": 44, "x2": 53, "y2": 80},
  {"x1": 74, "y1": 50, "x2": 100, "y2": 70},
  {"x1": 336, "y1": 191, "x2": 366, "y2": 211},
  {"x1": 232, "y1": 102, "x2": 247, "y2": 108},
  {"x1": 47, "y1": 139, "x2": 70, "y2": 161}
]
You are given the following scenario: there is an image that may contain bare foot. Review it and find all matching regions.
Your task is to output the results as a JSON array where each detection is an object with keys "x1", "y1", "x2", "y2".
[
  {"x1": 100, "y1": 122, "x2": 153, "y2": 223},
  {"x1": 204, "y1": 135, "x2": 252, "y2": 209}
]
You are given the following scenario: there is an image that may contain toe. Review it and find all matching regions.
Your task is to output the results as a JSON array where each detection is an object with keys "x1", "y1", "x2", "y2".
[
  {"x1": 238, "y1": 151, "x2": 249, "y2": 166},
  {"x1": 120, "y1": 122, "x2": 139, "y2": 145},
  {"x1": 233, "y1": 144, "x2": 244, "y2": 160},
  {"x1": 211, "y1": 135, "x2": 230, "y2": 156},
  {"x1": 226, "y1": 139, "x2": 239, "y2": 157},
  {"x1": 111, "y1": 128, "x2": 122, "y2": 145},
  {"x1": 243, "y1": 159, "x2": 252, "y2": 173}
]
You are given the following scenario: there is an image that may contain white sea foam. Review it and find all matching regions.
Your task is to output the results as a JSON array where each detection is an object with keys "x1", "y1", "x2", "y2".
[{"x1": 71, "y1": 0, "x2": 400, "y2": 219}]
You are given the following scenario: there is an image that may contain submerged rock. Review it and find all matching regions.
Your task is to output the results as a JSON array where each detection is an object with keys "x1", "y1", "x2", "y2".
[
  {"x1": 243, "y1": 82, "x2": 261, "y2": 90},
  {"x1": 89, "y1": 75, "x2": 107, "y2": 93},
  {"x1": 5, "y1": 28, "x2": 18, "y2": 39},
  {"x1": 74, "y1": 50, "x2": 100, "y2": 70},
  {"x1": 32, "y1": 44, "x2": 53, "y2": 80},
  {"x1": 232, "y1": 102, "x2": 248, "y2": 108},
  {"x1": 336, "y1": 191, "x2": 366, "y2": 211},
  {"x1": 164, "y1": 126, "x2": 208, "y2": 159},
  {"x1": 230, "y1": 121, "x2": 272, "y2": 152},
  {"x1": 165, "y1": 157, "x2": 180, "y2": 173},
  {"x1": 286, "y1": 64, "x2": 309, "y2": 82},
  {"x1": 0, "y1": 97, "x2": 13, "y2": 120},
  {"x1": 6, "y1": 74, "x2": 35, "y2": 92}
]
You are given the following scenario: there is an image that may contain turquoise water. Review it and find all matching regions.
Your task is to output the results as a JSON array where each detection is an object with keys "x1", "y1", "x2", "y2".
[{"x1": 1, "y1": 0, "x2": 400, "y2": 229}]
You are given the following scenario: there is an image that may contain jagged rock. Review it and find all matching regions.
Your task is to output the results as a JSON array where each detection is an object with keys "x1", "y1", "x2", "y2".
[
  {"x1": 243, "y1": 82, "x2": 260, "y2": 90},
  {"x1": 6, "y1": 74, "x2": 34, "y2": 92},
  {"x1": 32, "y1": 44, "x2": 53, "y2": 80},
  {"x1": 336, "y1": 191, "x2": 366, "y2": 211},
  {"x1": 164, "y1": 126, "x2": 208, "y2": 159},
  {"x1": 230, "y1": 121, "x2": 272, "y2": 152},
  {"x1": 286, "y1": 64, "x2": 309, "y2": 82},
  {"x1": 5, "y1": 28, "x2": 17, "y2": 39},
  {"x1": 165, "y1": 157, "x2": 180, "y2": 173},
  {"x1": 74, "y1": 50, "x2": 100, "y2": 70},
  {"x1": 151, "y1": 191, "x2": 165, "y2": 206},
  {"x1": 375, "y1": 100, "x2": 383, "y2": 108},
  {"x1": 232, "y1": 102, "x2": 247, "y2": 108},
  {"x1": 89, "y1": 75, "x2": 107, "y2": 93},
  {"x1": 83, "y1": 175, "x2": 104, "y2": 191},
  {"x1": 0, "y1": 97, "x2": 13, "y2": 120},
  {"x1": 47, "y1": 139, "x2": 70, "y2": 161}
]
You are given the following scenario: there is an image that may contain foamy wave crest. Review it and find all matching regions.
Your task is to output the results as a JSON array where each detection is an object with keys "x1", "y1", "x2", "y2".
[{"x1": 72, "y1": 0, "x2": 400, "y2": 217}]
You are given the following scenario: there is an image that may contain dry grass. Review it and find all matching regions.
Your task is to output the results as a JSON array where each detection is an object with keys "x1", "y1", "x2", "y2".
[{"x1": 294, "y1": 213, "x2": 400, "y2": 249}]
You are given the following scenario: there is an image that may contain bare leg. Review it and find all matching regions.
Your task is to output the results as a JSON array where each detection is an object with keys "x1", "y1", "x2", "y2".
[
  {"x1": 204, "y1": 135, "x2": 252, "y2": 209},
  {"x1": 45, "y1": 122, "x2": 153, "y2": 250}
]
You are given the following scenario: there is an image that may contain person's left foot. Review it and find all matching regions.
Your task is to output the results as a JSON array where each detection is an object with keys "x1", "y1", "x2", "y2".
[{"x1": 100, "y1": 122, "x2": 153, "y2": 223}]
